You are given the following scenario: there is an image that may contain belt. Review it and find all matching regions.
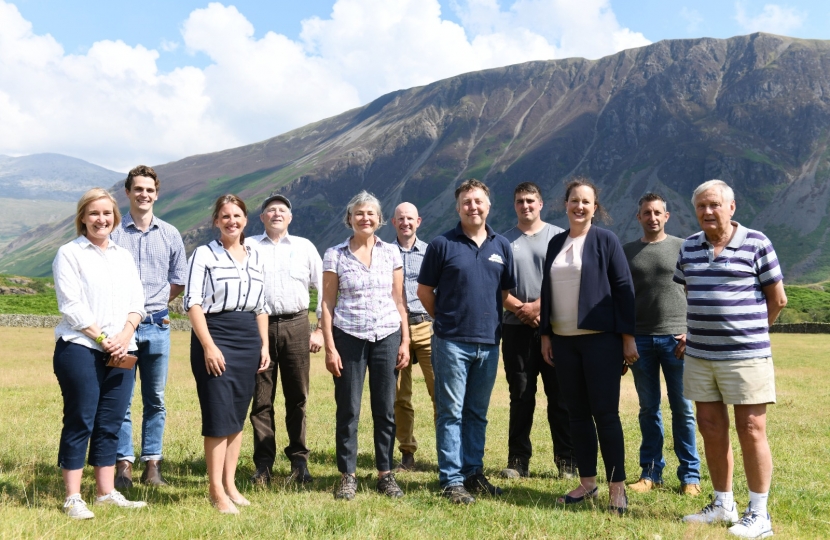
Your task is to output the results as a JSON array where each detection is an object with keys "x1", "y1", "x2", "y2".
[
  {"x1": 269, "y1": 310, "x2": 307, "y2": 321},
  {"x1": 408, "y1": 313, "x2": 433, "y2": 325},
  {"x1": 142, "y1": 308, "x2": 169, "y2": 325}
]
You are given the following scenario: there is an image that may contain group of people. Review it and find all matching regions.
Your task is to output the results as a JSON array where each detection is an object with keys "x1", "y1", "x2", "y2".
[{"x1": 51, "y1": 167, "x2": 786, "y2": 538}]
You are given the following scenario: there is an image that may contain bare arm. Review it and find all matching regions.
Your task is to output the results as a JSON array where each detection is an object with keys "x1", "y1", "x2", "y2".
[
  {"x1": 417, "y1": 284, "x2": 436, "y2": 319},
  {"x1": 256, "y1": 312, "x2": 270, "y2": 373},
  {"x1": 169, "y1": 284, "x2": 185, "y2": 302},
  {"x1": 320, "y1": 271, "x2": 342, "y2": 377},
  {"x1": 392, "y1": 268, "x2": 410, "y2": 370},
  {"x1": 503, "y1": 293, "x2": 524, "y2": 314},
  {"x1": 763, "y1": 280, "x2": 787, "y2": 327}
]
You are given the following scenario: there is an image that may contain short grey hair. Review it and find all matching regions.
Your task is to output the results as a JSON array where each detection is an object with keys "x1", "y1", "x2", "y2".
[
  {"x1": 343, "y1": 190, "x2": 386, "y2": 230},
  {"x1": 692, "y1": 179, "x2": 735, "y2": 206}
]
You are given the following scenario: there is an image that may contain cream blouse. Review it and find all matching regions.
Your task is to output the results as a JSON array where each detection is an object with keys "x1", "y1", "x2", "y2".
[{"x1": 549, "y1": 234, "x2": 601, "y2": 336}]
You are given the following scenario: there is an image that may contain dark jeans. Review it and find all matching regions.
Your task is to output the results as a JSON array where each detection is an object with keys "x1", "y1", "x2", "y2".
[
  {"x1": 502, "y1": 324, "x2": 573, "y2": 466},
  {"x1": 551, "y1": 332, "x2": 626, "y2": 482},
  {"x1": 53, "y1": 339, "x2": 136, "y2": 470},
  {"x1": 333, "y1": 327, "x2": 400, "y2": 474},
  {"x1": 250, "y1": 312, "x2": 311, "y2": 467}
]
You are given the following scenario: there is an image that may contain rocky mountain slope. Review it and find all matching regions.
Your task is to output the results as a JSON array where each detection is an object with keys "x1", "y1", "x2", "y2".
[{"x1": 2, "y1": 33, "x2": 829, "y2": 282}]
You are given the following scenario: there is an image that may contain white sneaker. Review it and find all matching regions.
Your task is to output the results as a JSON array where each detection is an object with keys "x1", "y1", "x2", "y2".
[
  {"x1": 63, "y1": 495, "x2": 94, "y2": 519},
  {"x1": 95, "y1": 490, "x2": 148, "y2": 508},
  {"x1": 728, "y1": 508, "x2": 773, "y2": 538},
  {"x1": 683, "y1": 499, "x2": 739, "y2": 524}
]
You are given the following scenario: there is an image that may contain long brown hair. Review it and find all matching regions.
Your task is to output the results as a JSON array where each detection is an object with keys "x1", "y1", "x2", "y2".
[
  {"x1": 212, "y1": 194, "x2": 248, "y2": 245},
  {"x1": 564, "y1": 177, "x2": 611, "y2": 224}
]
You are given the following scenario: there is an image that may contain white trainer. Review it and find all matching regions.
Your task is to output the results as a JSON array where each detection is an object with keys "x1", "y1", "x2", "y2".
[
  {"x1": 63, "y1": 495, "x2": 94, "y2": 519},
  {"x1": 728, "y1": 508, "x2": 774, "y2": 538},
  {"x1": 683, "y1": 499, "x2": 739, "y2": 524},
  {"x1": 95, "y1": 490, "x2": 148, "y2": 509}
]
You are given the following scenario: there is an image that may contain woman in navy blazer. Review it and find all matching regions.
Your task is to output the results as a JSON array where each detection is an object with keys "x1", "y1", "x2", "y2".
[{"x1": 540, "y1": 178, "x2": 638, "y2": 514}]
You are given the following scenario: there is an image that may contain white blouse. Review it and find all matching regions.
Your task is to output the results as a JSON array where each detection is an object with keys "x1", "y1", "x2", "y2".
[
  {"x1": 183, "y1": 240, "x2": 269, "y2": 315},
  {"x1": 549, "y1": 234, "x2": 600, "y2": 337},
  {"x1": 53, "y1": 236, "x2": 146, "y2": 351}
]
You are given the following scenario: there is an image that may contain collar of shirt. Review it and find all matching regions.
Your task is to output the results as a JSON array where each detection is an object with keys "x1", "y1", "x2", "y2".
[
  {"x1": 394, "y1": 236, "x2": 427, "y2": 253},
  {"x1": 121, "y1": 212, "x2": 159, "y2": 232},
  {"x1": 333, "y1": 235, "x2": 392, "y2": 252},
  {"x1": 699, "y1": 221, "x2": 747, "y2": 252},
  {"x1": 451, "y1": 222, "x2": 496, "y2": 243},
  {"x1": 77, "y1": 234, "x2": 118, "y2": 251},
  {"x1": 249, "y1": 232, "x2": 295, "y2": 246}
]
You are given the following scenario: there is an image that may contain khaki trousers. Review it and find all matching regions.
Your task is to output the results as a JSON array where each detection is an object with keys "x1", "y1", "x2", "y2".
[{"x1": 394, "y1": 321, "x2": 436, "y2": 454}]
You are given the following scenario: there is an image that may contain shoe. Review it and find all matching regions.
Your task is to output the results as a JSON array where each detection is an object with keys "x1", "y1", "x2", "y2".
[
  {"x1": 463, "y1": 473, "x2": 503, "y2": 496},
  {"x1": 376, "y1": 472, "x2": 404, "y2": 498},
  {"x1": 250, "y1": 465, "x2": 272, "y2": 486},
  {"x1": 63, "y1": 495, "x2": 94, "y2": 520},
  {"x1": 558, "y1": 485, "x2": 599, "y2": 504},
  {"x1": 288, "y1": 460, "x2": 313, "y2": 484},
  {"x1": 140, "y1": 460, "x2": 168, "y2": 486},
  {"x1": 114, "y1": 460, "x2": 133, "y2": 490},
  {"x1": 334, "y1": 474, "x2": 357, "y2": 500},
  {"x1": 95, "y1": 490, "x2": 147, "y2": 509},
  {"x1": 556, "y1": 459, "x2": 578, "y2": 480},
  {"x1": 397, "y1": 451, "x2": 415, "y2": 472},
  {"x1": 683, "y1": 498, "x2": 740, "y2": 524},
  {"x1": 212, "y1": 499, "x2": 239, "y2": 515},
  {"x1": 228, "y1": 495, "x2": 250, "y2": 506},
  {"x1": 728, "y1": 508, "x2": 773, "y2": 538},
  {"x1": 499, "y1": 459, "x2": 528, "y2": 479},
  {"x1": 680, "y1": 483, "x2": 702, "y2": 496},
  {"x1": 441, "y1": 485, "x2": 476, "y2": 504},
  {"x1": 608, "y1": 492, "x2": 628, "y2": 516},
  {"x1": 628, "y1": 478, "x2": 661, "y2": 493}
]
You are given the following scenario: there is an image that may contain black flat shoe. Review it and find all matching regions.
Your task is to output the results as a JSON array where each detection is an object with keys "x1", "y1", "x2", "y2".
[
  {"x1": 608, "y1": 492, "x2": 628, "y2": 515},
  {"x1": 558, "y1": 486, "x2": 599, "y2": 504}
]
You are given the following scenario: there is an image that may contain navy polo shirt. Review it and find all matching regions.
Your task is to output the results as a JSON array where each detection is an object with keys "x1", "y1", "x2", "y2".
[{"x1": 418, "y1": 223, "x2": 516, "y2": 345}]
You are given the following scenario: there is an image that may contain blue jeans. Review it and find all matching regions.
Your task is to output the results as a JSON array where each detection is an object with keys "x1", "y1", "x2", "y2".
[
  {"x1": 117, "y1": 319, "x2": 171, "y2": 462},
  {"x1": 631, "y1": 335, "x2": 700, "y2": 484},
  {"x1": 432, "y1": 335, "x2": 499, "y2": 488}
]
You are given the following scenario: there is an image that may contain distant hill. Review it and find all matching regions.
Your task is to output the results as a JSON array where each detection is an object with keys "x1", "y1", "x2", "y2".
[
  {"x1": 2, "y1": 33, "x2": 830, "y2": 282},
  {"x1": 0, "y1": 153, "x2": 123, "y2": 201}
]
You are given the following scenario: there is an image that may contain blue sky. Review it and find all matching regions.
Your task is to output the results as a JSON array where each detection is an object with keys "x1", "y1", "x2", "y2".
[{"x1": 3, "y1": 0, "x2": 829, "y2": 170}]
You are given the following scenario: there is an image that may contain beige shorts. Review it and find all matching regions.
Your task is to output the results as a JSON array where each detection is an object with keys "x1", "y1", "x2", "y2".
[{"x1": 683, "y1": 355, "x2": 776, "y2": 405}]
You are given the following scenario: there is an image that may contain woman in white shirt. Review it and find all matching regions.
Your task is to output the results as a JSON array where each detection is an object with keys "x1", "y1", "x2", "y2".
[
  {"x1": 53, "y1": 188, "x2": 147, "y2": 519},
  {"x1": 184, "y1": 194, "x2": 269, "y2": 514}
]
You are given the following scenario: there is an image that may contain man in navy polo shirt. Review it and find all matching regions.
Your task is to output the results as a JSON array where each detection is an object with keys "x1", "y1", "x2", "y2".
[{"x1": 417, "y1": 178, "x2": 516, "y2": 504}]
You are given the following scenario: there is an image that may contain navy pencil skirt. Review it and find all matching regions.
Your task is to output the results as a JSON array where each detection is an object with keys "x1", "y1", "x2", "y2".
[{"x1": 191, "y1": 310, "x2": 261, "y2": 437}]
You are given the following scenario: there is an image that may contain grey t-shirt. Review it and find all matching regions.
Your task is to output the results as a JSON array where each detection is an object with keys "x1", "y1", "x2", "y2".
[
  {"x1": 502, "y1": 222, "x2": 564, "y2": 325},
  {"x1": 623, "y1": 235, "x2": 687, "y2": 335}
]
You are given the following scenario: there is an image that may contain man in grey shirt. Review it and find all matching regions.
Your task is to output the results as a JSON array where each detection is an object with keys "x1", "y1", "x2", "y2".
[
  {"x1": 500, "y1": 182, "x2": 574, "y2": 479},
  {"x1": 623, "y1": 192, "x2": 701, "y2": 495}
]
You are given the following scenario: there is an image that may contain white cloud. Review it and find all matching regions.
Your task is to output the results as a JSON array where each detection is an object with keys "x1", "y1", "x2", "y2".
[
  {"x1": 734, "y1": 2, "x2": 806, "y2": 35},
  {"x1": 680, "y1": 7, "x2": 704, "y2": 34},
  {"x1": 0, "y1": 0, "x2": 650, "y2": 170}
]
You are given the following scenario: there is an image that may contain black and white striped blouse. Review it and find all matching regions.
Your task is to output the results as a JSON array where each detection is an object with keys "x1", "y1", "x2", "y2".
[{"x1": 183, "y1": 240, "x2": 269, "y2": 315}]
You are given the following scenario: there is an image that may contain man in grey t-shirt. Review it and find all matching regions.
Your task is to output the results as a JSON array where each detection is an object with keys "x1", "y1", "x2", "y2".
[
  {"x1": 500, "y1": 182, "x2": 574, "y2": 479},
  {"x1": 623, "y1": 192, "x2": 701, "y2": 495}
]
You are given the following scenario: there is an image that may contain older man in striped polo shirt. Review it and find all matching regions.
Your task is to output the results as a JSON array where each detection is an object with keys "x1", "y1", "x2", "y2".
[{"x1": 674, "y1": 180, "x2": 787, "y2": 539}]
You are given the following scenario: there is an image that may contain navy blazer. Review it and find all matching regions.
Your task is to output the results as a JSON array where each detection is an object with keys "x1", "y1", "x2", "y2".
[{"x1": 540, "y1": 226, "x2": 636, "y2": 336}]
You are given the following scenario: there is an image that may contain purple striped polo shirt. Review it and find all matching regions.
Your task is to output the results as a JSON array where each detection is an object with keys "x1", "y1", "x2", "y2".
[{"x1": 673, "y1": 222, "x2": 783, "y2": 361}]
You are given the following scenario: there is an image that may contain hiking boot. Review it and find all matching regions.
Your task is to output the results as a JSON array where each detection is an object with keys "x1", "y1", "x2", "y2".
[
  {"x1": 140, "y1": 460, "x2": 168, "y2": 486},
  {"x1": 95, "y1": 490, "x2": 147, "y2": 509},
  {"x1": 397, "y1": 451, "x2": 415, "y2": 472},
  {"x1": 464, "y1": 473, "x2": 503, "y2": 496},
  {"x1": 250, "y1": 465, "x2": 272, "y2": 486},
  {"x1": 63, "y1": 495, "x2": 94, "y2": 520},
  {"x1": 334, "y1": 474, "x2": 357, "y2": 500},
  {"x1": 683, "y1": 498, "x2": 740, "y2": 524},
  {"x1": 728, "y1": 508, "x2": 773, "y2": 538},
  {"x1": 376, "y1": 472, "x2": 404, "y2": 498},
  {"x1": 628, "y1": 478, "x2": 661, "y2": 493},
  {"x1": 114, "y1": 460, "x2": 133, "y2": 490},
  {"x1": 499, "y1": 458, "x2": 528, "y2": 479},
  {"x1": 288, "y1": 460, "x2": 313, "y2": 484},
  {"x1": 441, "y1": 485, "x2": 475, "y2": 504},
  {"x1": 680, "y1": 483, "x2": 702, "y2": 496}
]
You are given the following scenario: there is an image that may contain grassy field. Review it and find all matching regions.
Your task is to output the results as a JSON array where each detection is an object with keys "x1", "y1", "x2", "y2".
[{"x1": 0, "y1": 328, "x2": 828, "y2": 539}]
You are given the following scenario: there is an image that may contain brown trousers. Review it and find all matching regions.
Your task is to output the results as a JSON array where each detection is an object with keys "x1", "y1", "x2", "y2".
[{"x1": 394, "y1": 321, "x2": 436, "y2": 454}]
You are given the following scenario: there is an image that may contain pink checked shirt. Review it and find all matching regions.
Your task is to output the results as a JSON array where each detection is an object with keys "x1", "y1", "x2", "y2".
[{"x1": 323, "y1": 237, "x2": 403, "y2": 341}]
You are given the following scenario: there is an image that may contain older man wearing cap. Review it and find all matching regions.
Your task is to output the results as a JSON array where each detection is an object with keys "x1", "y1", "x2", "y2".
[{"x1": 246, "y1": 194, "x2": 323, "y2": 485}]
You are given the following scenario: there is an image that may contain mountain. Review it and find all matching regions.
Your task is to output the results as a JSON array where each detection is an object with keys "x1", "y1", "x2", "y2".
[
  {"x1": 2, "y1": 33, "x2": 830, "y2": 282},
  {"x1": 0, "y1": 153, "x2": 124, "y2": 201}
]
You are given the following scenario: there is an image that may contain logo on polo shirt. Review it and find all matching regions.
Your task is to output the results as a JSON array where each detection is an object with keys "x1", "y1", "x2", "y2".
[{"x1": 488, "y1": 253, "x2": 504, "y2": 265}]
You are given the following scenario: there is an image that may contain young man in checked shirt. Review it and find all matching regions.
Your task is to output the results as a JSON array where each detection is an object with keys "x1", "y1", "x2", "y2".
[{"x1": 111, "y1": 165, "x2": 187, "y2": 487}]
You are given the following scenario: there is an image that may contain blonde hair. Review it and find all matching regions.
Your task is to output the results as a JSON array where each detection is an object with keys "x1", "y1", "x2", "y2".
[{"x1": 75, "y1": 188, "x2": 121, "y2": 237}]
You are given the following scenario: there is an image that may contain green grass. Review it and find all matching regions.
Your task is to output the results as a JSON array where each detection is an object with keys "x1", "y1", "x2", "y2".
[
  {"x1": 779, "y1": 284, "x2": 830, "y2": 323},
  {"x1": 0, "y1": 276, "x2": 59, "y2": 315},
  {"x1": 0, "y1": 329, "x2": 828, "y2": 538}
]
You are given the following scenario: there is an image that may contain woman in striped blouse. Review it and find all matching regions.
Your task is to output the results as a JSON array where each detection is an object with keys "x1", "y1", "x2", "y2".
[{"x1": 184, "y1": 194, "x2": 270, "y2": 514}]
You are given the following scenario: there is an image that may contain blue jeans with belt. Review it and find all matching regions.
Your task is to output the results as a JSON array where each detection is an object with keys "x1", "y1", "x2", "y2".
[
  {"x1": 631, "y1": 335, "x2": 700, "y2": 484},
  {"x1": 117, "y1": 309, "x2": 171, "y2": 463}
]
